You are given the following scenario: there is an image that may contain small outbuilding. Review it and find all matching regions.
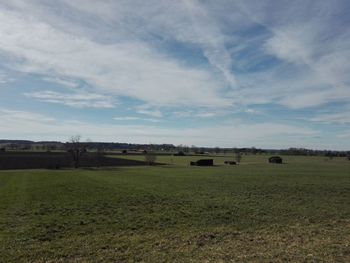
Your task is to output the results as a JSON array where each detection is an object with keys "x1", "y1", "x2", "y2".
[
  {"x1": 190, "y1": 159, "x2": 213, "y2": 166},
  {"x1": 268, "y1": 156, "x2": 283, "y2": 164}
]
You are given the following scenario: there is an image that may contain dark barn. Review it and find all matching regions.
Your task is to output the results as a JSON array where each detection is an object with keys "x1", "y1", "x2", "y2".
[
  {"x1": 190, "y1": 159, "x2": 213, "y2": 166},
  {"x1": 268, "y1": 156, "x2": 283, "y2": 164}
]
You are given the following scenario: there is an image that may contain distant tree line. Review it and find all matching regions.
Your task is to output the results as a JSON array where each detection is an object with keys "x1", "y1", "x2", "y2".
[{"x1": 0, "y1": 140, "x2": 349, "y2": 158}]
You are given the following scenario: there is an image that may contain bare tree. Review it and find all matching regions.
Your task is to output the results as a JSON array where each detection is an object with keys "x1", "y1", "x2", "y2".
[
  {"x1": 67, "y1": 135, "x2": 87, "y2": 168},
  {"x1": 144, "y1": 152, "x2": 157, "y2": 165},
  {"x1": 235, "y1": 151, "x2": 242, "y2": 164}
]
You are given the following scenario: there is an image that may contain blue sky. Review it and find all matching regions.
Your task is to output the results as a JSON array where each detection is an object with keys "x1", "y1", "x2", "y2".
[{"x1": 0, "y1": 0, "x2": 349, "y2": 150}]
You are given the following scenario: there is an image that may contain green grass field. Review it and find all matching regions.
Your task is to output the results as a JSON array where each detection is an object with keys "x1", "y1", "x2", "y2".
[{"x1": 0, "y1": 155, "x2": 349, "y2": 262}]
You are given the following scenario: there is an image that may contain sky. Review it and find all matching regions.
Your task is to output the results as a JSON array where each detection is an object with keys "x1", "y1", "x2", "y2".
[{"x1": 0, "y1": 0, "x2": 349, "y2": 150}]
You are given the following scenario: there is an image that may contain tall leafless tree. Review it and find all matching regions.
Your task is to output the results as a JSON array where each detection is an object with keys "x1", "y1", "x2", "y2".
[{"x1": 67, "y1": 135, "x2": 87, "y2": 168}]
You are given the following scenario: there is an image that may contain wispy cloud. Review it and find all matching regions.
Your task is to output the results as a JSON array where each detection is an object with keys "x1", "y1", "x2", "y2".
[
  {"x1": 113, "y1": 116, "x2": 162, "y2": 123},
  {"x1": 0, "y1": 4, "x2": 231, "y2": 108},
  {"x1": 1, "y1": 0, "x2": 349, "y2": 110},
  {"x1": 136, "y1": 105, "x2": 163, "y2": 118},
  {"x1": 310, "y1": 111, "x2": 350, "y2": 124},
  {"x1": 113, "y1": 117, "x2": 140, "y2": 121},
  {"x1": 0, "y1": 108, "x2": 55, "y2": 123},
  {"x1": 24, "y1": 90, "x2": 115, "y2": 108},
  {"x1": 194, "y1": 112, "x2": 217, "y2": 118},
  {"x1": 0, "y1": 71, "x2": 14, "y2": 84},
  {"x1": 42, "y1": 77, "x2": 79, "y2": 88},
  {"x1": 235, "y1": 0, "x2": 350, "y2": 109},
  {"x1": 338, "y1": 131, "x2": 350, "y2": 139}
]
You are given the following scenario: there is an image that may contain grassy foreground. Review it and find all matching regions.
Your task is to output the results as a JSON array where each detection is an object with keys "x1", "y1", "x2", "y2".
[{"x1": 0, "y1": 156, "x2": 349, "y2": 262}]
